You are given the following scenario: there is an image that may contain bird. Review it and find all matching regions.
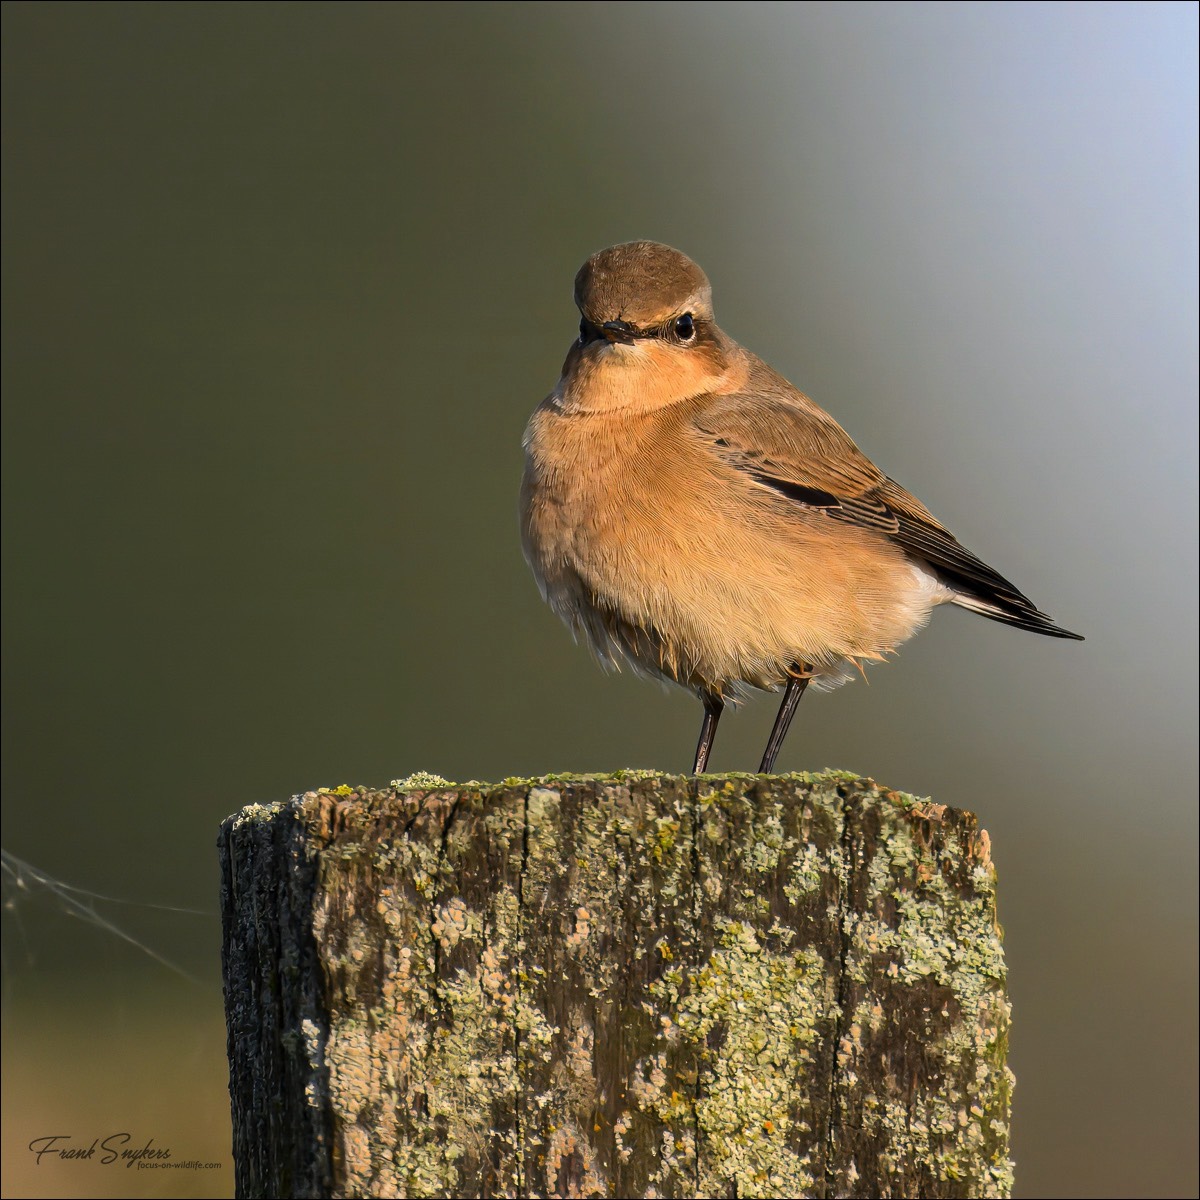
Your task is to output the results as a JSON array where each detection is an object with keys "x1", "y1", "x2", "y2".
[{"x1": 520, "y1": 240, "x2": 1083, "y2": 774}]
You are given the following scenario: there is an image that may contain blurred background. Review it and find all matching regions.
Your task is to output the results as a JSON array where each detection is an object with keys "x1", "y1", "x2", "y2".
[{"x1": 2, "y1": 3, "x2": 1195, "y2": 1197}]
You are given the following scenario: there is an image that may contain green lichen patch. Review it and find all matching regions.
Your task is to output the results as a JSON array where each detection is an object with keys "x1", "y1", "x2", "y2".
[
  {"x1": 303, "y1": 786, "x2": 526, "y2": 1197},
  {"x1": 516, "y1": 775, "x2": 700, "y2": 1197},
  {"x1": 828, "y1": 792, "x2": 1013, "y2": 1197},
  {"x1": 222, "y1": 800, "x2": 286, "y2": 828},
  {"x1": 674, "y1": 918, "x2": 830, "y2": 1198},
  {"x1": 391, "y1": 771, "x2": 453, "y2": 790}
]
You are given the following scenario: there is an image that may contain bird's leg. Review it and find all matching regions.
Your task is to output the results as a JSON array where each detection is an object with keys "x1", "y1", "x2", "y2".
[
  {"x1": 759, "y1": 664, "x2": 812, "y2": 773},
  {"x1": 692, "y1": 691, "x2": 724, "y2": 774}
]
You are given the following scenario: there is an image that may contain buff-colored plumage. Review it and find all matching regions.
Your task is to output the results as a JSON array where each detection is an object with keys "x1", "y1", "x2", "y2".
[{"x1": 520, "y1": 241, "x2": 1081, "y2": 772}]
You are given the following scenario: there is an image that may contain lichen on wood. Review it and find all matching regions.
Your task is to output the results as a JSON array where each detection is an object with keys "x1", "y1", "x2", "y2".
[{"x1": 219, "y1": 772, "x2": 1013, "y2": 1199}]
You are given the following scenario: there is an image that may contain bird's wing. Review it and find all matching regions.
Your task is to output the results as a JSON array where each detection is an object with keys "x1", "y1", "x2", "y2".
[
  {"x1": 691, "y1": 367, "x2": 1081, "y2": 637},
  {"x1": 692, "y1": 373, "x2": 898, "y2": 531}
]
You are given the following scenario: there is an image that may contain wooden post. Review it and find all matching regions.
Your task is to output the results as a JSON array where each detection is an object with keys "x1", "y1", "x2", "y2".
[{"x1": 219, "y1": 772, "x2": 1012, "y2": 1199}]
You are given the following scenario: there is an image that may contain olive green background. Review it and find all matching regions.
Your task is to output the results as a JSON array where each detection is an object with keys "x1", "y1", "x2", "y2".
[{"x1": 2, "y1": 3, "x2": 1196, "y2": 1198}]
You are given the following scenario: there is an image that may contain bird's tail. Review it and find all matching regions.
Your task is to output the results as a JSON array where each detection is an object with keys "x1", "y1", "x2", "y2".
[{"x1": 950, "y1": 593, "x2": 1084, "y2": 640}]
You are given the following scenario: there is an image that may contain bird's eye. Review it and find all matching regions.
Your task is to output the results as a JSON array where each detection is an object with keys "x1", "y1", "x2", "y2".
[{"x1": 674, "y1": 313, "x2": 695, "y2": 341}]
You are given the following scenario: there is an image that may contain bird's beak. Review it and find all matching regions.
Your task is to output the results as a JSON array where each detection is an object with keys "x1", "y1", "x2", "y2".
[{"x1": 600, "y1": 319, "x2": 637, "y2": 344}]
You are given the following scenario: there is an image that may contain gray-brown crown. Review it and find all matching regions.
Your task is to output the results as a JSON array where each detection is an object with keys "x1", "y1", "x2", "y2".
[{"x1": 574, "y1": 241, "x2": 713, "y2": 329}]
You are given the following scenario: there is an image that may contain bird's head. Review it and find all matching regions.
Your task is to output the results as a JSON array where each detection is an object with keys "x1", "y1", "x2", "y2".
[{"x1": 557, "y1": 241, "x2": 740, "y2": 413}]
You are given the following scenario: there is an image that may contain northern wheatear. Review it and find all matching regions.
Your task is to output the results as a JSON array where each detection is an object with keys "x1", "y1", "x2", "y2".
[{"x1": 521, "y1": 241, "x2": 1082, "y2": 773}]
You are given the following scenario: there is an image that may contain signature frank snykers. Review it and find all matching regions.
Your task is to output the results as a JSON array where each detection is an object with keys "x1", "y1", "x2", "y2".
[{"x1": 27, "y1": 1133, "x2": 219, "y2": 1170}]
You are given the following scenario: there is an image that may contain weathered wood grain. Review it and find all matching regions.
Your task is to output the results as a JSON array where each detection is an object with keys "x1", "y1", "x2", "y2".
[{"x1": 219, "y1": 772, "x2": 1013, "y2": 1199}]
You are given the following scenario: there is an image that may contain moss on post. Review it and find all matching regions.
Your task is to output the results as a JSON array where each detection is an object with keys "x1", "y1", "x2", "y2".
[{"x1": 219, "y1": 772, "x2": 1013, "y2": 1199}]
